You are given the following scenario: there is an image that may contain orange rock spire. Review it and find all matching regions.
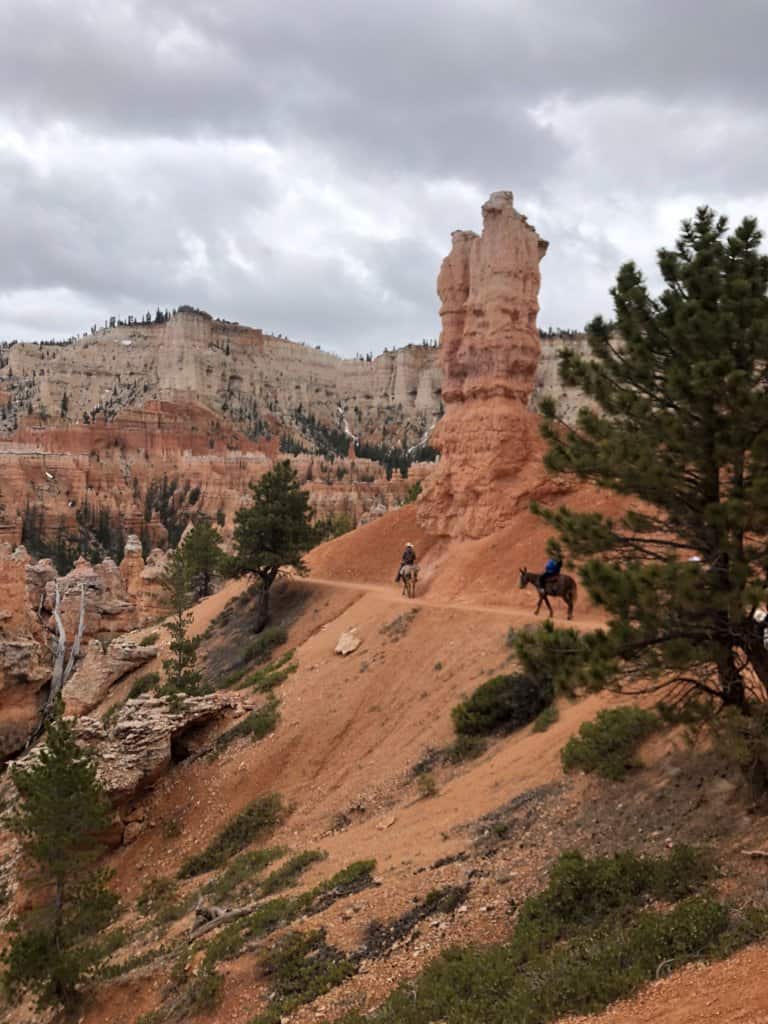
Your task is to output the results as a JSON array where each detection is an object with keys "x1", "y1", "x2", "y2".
[{"x1": 419, "y1": 191, "x2": 551, "y2": 539}]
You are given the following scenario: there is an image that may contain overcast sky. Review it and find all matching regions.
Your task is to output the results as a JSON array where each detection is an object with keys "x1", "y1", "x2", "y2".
[{"x1": 1, "y1": 0, "x2": 767, "y2": 354}]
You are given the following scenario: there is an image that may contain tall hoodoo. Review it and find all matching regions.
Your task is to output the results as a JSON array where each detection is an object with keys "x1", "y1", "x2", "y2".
[{"x1": 419, "y1": 191, "x2": 550, "y2": 539}]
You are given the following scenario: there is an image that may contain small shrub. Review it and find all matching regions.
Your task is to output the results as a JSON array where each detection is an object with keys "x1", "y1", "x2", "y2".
[
  {"x1": 102, "y1": 701, "x2": 123, "y2": 727},
  {"x1": 211, "y1": 698, "x2": 280, "y2": 756},
  {"x1": 402, "y1": 481, "x2": 422, "y2": 504},
  {"x1": 416, "y1": 772, "x2": 438, "y2": 799},
  {"x1": 532, "y1": 705, "x2": 559, "y2": 733},
  {"x1": 448, "y1": 734, "x2": 486, "y2": 763},
  {"x1": 203, "y1": 897, "x2": 295, "y2": 967},
  {"x1": 201, "y1": 859, "x2": 377, "y2": 970},
  {"x1": 139, "y1": 632, "x2": 159, "y2": 647},
  {"x1": 244, "y1": 626, "x2": 288, "y2": 666},
  {"x1": 128, "y1": 672, "x2": 161, "y2": 700},
  {"x1": 433, "y1": 661, "x2": 443, "y2": 672},
  {"x1": 162, "y1": 818, "x2": 182, "y2": 839},
  {"x1": 322, "y1": 860, "x2": 376, "y2": 892},
  {"x1": 252, "y1": 928, "x2": 355, "y2": 1024},
  {"x1": 380, "y1": 609, "x2": 419, "y2": 642},
  {"x1": 185, "y1": 963, "x2": 223, "y2": 1013},
  {"x1": 710, "y1": 703, "x2": 768, "y2": 796},
  {"x1": 561, "y1": 707, "x2": 660, "y2": 780},
  {"x1": 452, "y1": 673, "x2": 554, "y2": 738},
  {"x1": 235, "y1": 652, "x2": 297, "y2": 693},
  {"x1": 178, "y1": 794, "x2": 285, "y2": 878},
  {"x1": 260, "y1": 850, "x2": 326, "y2": 896},
  {"x1": 203, "y1": 847, "x2": 287, "y2": 901},
  {"x1": 136, "y1": 876, "x2": 189, "y2": 925}
]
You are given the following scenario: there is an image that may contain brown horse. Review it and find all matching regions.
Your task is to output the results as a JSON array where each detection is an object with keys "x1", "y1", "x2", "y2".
[
  {"x1": 519, "y1": 567, "x2": 577, "y2": 620},
  {"x1": 401, "y1": 563, "x2": 419, "y2": 599}
]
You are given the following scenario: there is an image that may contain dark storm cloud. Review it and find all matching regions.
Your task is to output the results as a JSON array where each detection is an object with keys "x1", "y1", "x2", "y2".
[{"x1": 1, "y1": 0, "x2": 767, "y2": 347}]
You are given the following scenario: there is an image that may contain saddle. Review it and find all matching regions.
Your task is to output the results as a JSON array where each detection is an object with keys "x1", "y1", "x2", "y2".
[{"x1": 541, "y1": 574, "x2": 560, "y2": 595}]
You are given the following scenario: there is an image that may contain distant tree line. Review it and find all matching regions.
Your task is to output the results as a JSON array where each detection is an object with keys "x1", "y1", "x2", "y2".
[{"x1": 539, "y1": 327, "x2": 584, "y2": 338}]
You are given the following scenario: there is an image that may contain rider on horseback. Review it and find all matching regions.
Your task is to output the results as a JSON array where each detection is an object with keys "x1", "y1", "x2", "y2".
[
  {"x1": 395, "y1": 543, "x2": 416, "y2": 584},
  {"x1": 539, "y1": 556, "x2": 563, "y2": 597}
]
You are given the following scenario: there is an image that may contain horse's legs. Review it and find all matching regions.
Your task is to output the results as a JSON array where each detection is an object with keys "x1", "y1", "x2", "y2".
[
  {"x1": 535, "y1": 592, "x2": 543, "y2": 616},
  {"x1": 544, "y1": 595, "x2": 553, "y2": 618},
  {"x1": 566, "y1": 596, "x2": 573, "y2": 620}
]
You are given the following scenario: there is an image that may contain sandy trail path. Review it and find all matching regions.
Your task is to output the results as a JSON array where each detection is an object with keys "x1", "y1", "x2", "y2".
[{"x1": 305, "y1": 573, "x2": 605, "y2": 629}]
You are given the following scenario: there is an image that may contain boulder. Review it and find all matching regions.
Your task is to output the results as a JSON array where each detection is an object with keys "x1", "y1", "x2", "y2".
[
  {"x1": 335, "y1": 628, "x2": 362, "y2": 656},
  {"x1": 73, "y1": 693, "x2": 248, "y2": 804},
  {"x1": 62, "y1": 638, "x2": 159, "y2": 717}
]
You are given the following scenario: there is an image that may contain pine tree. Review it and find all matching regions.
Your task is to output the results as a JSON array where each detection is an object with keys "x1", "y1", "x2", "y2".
[
  {"x1": 517, "y1": 207, "x2": 768, "y2": 712},
  {"x1": 3, "y1": 713, "x2": 118, "y2": 1010},
  {"x1": 160, "y1": 548, "x2": 201, "y2": 696},
  {"x1": 231, "y1": 460, "x2": 317, "y2": 631},
  {"x1": 182, "y1": 519, "x2": 224, "y2": 599}
]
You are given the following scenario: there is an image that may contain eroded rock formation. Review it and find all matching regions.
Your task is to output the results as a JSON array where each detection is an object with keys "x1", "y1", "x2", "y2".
[
  {"x1": 119, "y1": 537, "x2": 170, "y2": 626},
  {"x1": 0, "y1": 545, "x2": 51, "y2": 760},
  {"x1": 73, "y1": 693, "x2": 249, "y2": 804},
  {"x1": 61, "y1": 638, "x2": 159, "y2": 717},
  {"x1": 0, "y1": 401, "x2": 434, "y2": 551},
  {"x1": 0, "y1": 537, "x2": 173, "y2": 758},
  {"x1": 419, "y1": 191, "x2": 558, "y2": 539}
]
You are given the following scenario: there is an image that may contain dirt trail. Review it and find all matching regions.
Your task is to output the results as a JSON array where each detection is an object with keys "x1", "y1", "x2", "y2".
[{"x1": 306, "y1": 573, "x2": 605, "y2": 629}]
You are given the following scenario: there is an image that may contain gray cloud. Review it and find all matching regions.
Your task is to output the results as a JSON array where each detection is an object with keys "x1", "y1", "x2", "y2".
[{"x1": 1, "y1": 0, "x2": 767, "y2": 348}]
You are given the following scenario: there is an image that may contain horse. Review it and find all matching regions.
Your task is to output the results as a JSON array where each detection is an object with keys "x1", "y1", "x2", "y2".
[
  {"x1": 401, "y1": 563, "x2": 419, "y2": 599},
  {"x1": 519, "y1": 567, "x2": 577, "y2": 620}
]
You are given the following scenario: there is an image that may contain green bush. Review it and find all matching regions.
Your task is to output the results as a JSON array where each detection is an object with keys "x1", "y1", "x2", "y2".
[
  {"x1": 203, "y1": 898, "x2": 294, "y2": 967},
  {"x1": 402, "y1": 481, "x2": 422, "y2": 505},
  {"x1": 136, "y1": 877, "x2": 189, "y2": 925},
  {"x1": 127, "y1": 672, "x2": 161, "y2": 699},
  {"x1": 184, "y1": 963, "x2": 223, "y2": 1013},
  {"x1": 452, "y1": 673, "x2": 554, "y2": 738},
  {"x1": 252, "y1": 928, "x2": 355, "y2": 1024},
  {"x1": 227, "y1": 652, "x2": 298, "y2": 693},
  {"x1": 333, "y1": 848, "x2": 758, "y2": 1024},
  {"x1": 244, "y1": 627, "x2": 288, "y2": 666},
  {"x1": 561, "y1": 707, "x2": 660, "y2": 780},
  {"x1": 202, "y1": 860, "x2": 376, "y2": 970},
  {"x1": 416, "y1": 772, "x2": 438, "y2": 798},
  {"x1": 139, "y1": 632, "x2": 159, "y2": 647},
  {"x1": 447, "y1": 734, "x2": 486, "y2": 763},
  {"x1": 203, "y1": 847, "x2": 286, "y2": 901},
  {"x1": 710, "y1": 703, "x2": 768, "y2": 796},
  {"x1": 513, "y1": 846, "x2": 714, "y2": 958},
  {"x1": 259, "y1": 850, "x2": 326, "y2": 896},
  {"x1": 532, "y1": 704, "x2": 559, "y2": 733},
  {"x1": 178, "y1": 794, "x2": 285, "y2": 878},
  {"x1": 210, "y1": 698, "x2": 280, "y2": 756}
]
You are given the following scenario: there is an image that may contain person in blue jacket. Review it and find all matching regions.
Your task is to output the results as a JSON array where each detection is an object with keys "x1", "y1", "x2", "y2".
[{"x1": 539, "y1": 556, "x2": 563, "y2": 595}]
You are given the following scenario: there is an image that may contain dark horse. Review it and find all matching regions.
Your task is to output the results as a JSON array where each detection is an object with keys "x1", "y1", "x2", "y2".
[{"x1": 519, "y1": 567, "x2": 577, "y2": 620}]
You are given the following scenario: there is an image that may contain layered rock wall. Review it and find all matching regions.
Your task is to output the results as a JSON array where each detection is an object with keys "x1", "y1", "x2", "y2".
[
  {"x1": 419, "y1": 191, "x2": 556, "y2": 539},
  {"x1": 2, "y1": 313, "x2": 442, "y2": 451},
  {"x1": 0, "y1": 401, "x2": 429, "y2": 548},
  {"x1": 0, "y1": 546, "x2": 51, "y2": 759}
]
